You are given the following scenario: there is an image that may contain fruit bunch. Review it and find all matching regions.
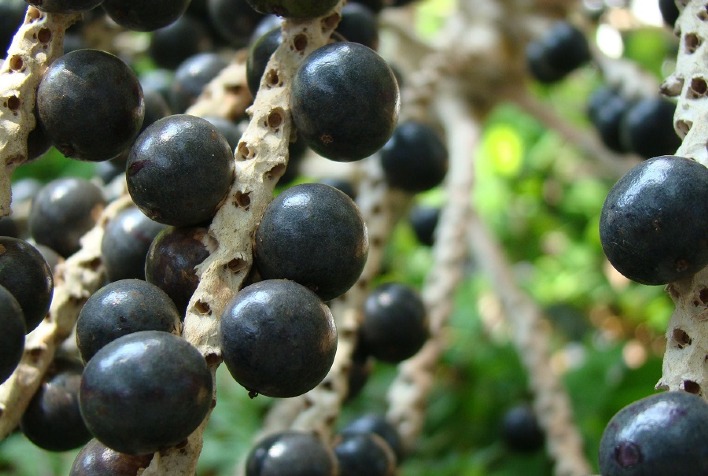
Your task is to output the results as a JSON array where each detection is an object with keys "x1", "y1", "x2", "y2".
[{"x1": 0, "y1": 0, "x2": 705, "y2": 474}]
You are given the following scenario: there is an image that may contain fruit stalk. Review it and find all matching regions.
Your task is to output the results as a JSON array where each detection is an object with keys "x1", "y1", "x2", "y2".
[
  {"x1": 140, "y1": 5, "x2": 346, "y2": 475},
  {"x1": 657, "y1": 0, "x2": 708, "y2": 397},
  {"x1": 0, "y1": 7, "x2": 79, "y2": 216}
]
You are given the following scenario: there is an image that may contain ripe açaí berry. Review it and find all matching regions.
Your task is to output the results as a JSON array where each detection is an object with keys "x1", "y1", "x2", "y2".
[
  {"x1": 36, "y1": 49, "x2": 145, "y2": 161},
  {"x1": 380, "y1": 120, "x2": 448, "y2": 193},
  {"x1": 408, "y1": 204, "x2": 440, "y2": 247},
  {"x1": 291, "y1": 42, "x2": 400, "y2": 162},
  {"x1": 28, "y1": 177, "x2": 106, "y2": 258},
  {"x1": 619, "y1": 97, "x2": 681, "y2": 159},
  {"x1": 359, "y1": 282, "x2": 429, "y2": 363},
  {"x1": 101, "y1": 0, "x2": 191, "y2": 32},
  {"x1": 245, "y1": 430, "x2": 338, "y2": 476},
  {"x1": 170, "y1": 52, "x2": 228, "y2": 113},
  {"x1": 0, "y1": 284, "x2": 25, "y2": 384},
  {"x1": 220, "y1": 279, "x2": 337, "y2": 398},
  {"x1": 599, "y1": 391, "x2": 708, "y2": 476},
  {"x1": 526, "y1": 21, "x2": 591, "y2": 83},
  {"x1": 245, "y1": 0, "x2": 338, "y2": 18},
  {"x1": 500, "y1": 404, "x2": 545, "y2": 452},
  {"x1": 254, "y1": 183, "x2": 368, "y2": 301},
  {"x1": 79, "y1": 330, "x2": 213, "y2": 455},
  {"x1": 336, "y1": 2, "x2": 379, "y2": 50},
  {"x1": 20, "y1": 357, "x2": 92, "y2": 452},
  {"x1": 599, "y1": 155, "x2": 708, "y2": 285},
  {"x1": 0, "y1": 236, "x2": 53, "y2": 333},
  {"x1": 246, "y1": 26, "x2": 281, "y2": 97},
  {"x1": 70, "y1": 438, "x2": 153, "y2": 475},
  {"x1": 207, "y1": 0, "x2": 264, "y2": 48},
  {"x1": 76, "y1": 279, "x2": 181, "y2": 362},
  {"x1": 148, "y1": 15, "x2": 214, "y2": 70},
  {"x1": 144, "y1": 226, "x2": 210, "y2": 316},
  {"x1": 126, "y1": 114, "x2": 235, "y2": 227},
  {"x1": 340, "y1": 413, "x2": 404, "y2": 463},
  {"x1": 101, "y1": 207, "x2": 167, "y2": 282},
  {"x1": 333, "y1": 431, "x2": 397, "y2": 476}
]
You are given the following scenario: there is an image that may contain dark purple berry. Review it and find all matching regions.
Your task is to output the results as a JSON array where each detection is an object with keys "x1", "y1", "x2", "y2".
[
  {"x1": 501, "y1": 404, "x2": 545, "y2": 452},
  {"x1": 149, "y1": 15, "x2": 214, "y2": 70},
  {"x1": 36, "y1": 49, "x2": 145, "y2": 161},
  {"x1": 620, "y1": 97, "x2": 681, "y2": 159},
  {"x1": 70, "y1": 439, "x2": 153, "y2": 475},
  {"x1": 245, "y1": 0, "x2": 338, "y2": 18},
  {"x1": 254, "y1": 183, "x2": 368, "y2": 301},
  {"x1": 79, "y1": 331, "x2": 213, "y2": 455},
  {"x1": 245, "y1": 431, "x2": 338, "y2": 476},
  {"x1": 291, "y1": 42, "x2": 399, "y2": 162},
  {"x1": 341, "y1": 414, "x2": 404, "y2": 462},
  {"x1": 126, "y1": 114, "x2": 234, "y2": 227},
  {"x1": 599, "y1": 155, "x2": 708, "y2": 284},
  {"x1": 207, "y1": 0, "x2": 264, "y2": 48},
  {"x1": 170, "y1": 52, "x2": 228, "y2": 113},
  {"x1": 0, "y1": 284, "x2": 25, "y2": 384},
  {"x1": 526, "y1": 22, "x2": 591, "y2": 83},
  {"x1": 220, "y1": 279, "x2": 337, "y2": 398},
  {"x1": 76, "y1": 279, "x2": 181, "y2": 362},
  {"x1": 102, "y1": 0, "x2": 191, "y2": 31},
  {"x1": 333, "y1": 431, "x2": 397, "y2": 476}
]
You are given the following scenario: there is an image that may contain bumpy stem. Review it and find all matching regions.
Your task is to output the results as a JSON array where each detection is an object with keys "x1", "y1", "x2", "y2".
[
  {"x1": 142, "y1": 5, "x2": 346, "y2": 474},
  {"x1": 0, "y1": 7, "x2": 79, "y2": 216},
  {"x1": 657, "y1": 0, "x2": 708, "y2": 397}
]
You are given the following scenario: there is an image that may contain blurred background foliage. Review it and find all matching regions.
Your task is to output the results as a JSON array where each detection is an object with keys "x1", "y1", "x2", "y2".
[{"x1": 0, "y1": 0, "x2": 680, "y2": 474}]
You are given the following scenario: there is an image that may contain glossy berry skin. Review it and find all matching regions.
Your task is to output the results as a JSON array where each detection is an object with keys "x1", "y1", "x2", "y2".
[
  {"x1": 0, "y1": 284, "x2": 25, "y2": 384},
  {"x1": 587, "y1": 87, "x2": 633, "y2": 154},
  {"x1": 380, "y1": 120, "x2": 448, "y2": 193},
  {"x1": 245, "y1": 0, "x2": 338, "y2": 18},
  {"x1": 26, "y1": 0, "x2": 104, "y2": 13},
  {"x1": 501, "y1": 404, "x2": 545, "y2": 452},
  {"x1": 79, "y1": 331, "x2": 212, "y2": 455},
  {"x1": 291, "y1": 42, "x2": 399, "y2": 161},
  {"x1": 70, "y1": 439, "x2": 153, "y2": 475},
  {"x1": 0, "y1": 237, "x2": 53, "y2": 333},
  {"x1": 101, "y1": 207, "x2": 166, "y2": 282},
  {"x1": 76, "y1": 279, "x2": 181, "y2": 362},
  {"x1": 220, "y1": 279, "x2": 337, "y2": 398},
  {"x1": 102, "y1": 0, "x2": 191, "y2": 31},
  {"x1": 245, "y1": 431, "x2": 338, "y2": 476},
  {"x1": 599, "y1": 156, "x2": 708, "y2": 285},
  {"x1": 341, "y1": 414, "x2": 404, "y2": 462},
  {"x1": 29, "y1": 177, "x2": 106, "y2": 258},
  {"x1": 144, "y1": 226, "x2": 210, "y2": 316},
  {"x1": 333, "y1": 432, "x2": 397, "y2": 476},
  {"x1": 526, "y1": 22, "x2": 591, "y2": 83},
  {"x1": 126, "y1": 114, "x2": 235, "y2": 227},
  {"x1": 336, "y1": 2, "x2": 379, "y2": 50},
  {"x1": 254, "y1": 183, "x2": 368, "y2": 301},
  {"x1": 36, "y1": 49, "x2": 145, "y2": 161},
  {"x1": 359, "y1": 282, "x2": 428, "y2": 363},
  {"x1": 149, "y1": 16, "x2": 214, "y2": 70},
  {"x1": 599, "y1": 391, "x2": 708, "y2": 476},
  {"x1": 20, "y1": 358, "x2": 91, "y2": 452},
  {"x1": 620, "y1": 98, "x2": 681, "y2": 159}
]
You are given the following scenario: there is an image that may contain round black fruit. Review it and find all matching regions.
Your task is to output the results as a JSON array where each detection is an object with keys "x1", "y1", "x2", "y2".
[
  {"x1": 500, "y1": 404, "x2": 545, "y2": 452},
  {"x1": 79, "y1": 331, "x2": 212, "y2": 455},
  {"x1": 20, "y1": 357, "x2": 92, "y2": 452},
  {"x1": 254, "y1": 183, "x2": 368, "y2": 301},
  {"x1": 0, "y1": 237, "x2": 53, "y2": 333},
  {"x1": 102, "y1": 0, "x2": 191, "y2": 32},
  {"x1": 70, "y1": 439, "x2": 153, "y2": 475},
  {"x1": 341, "y1": 413, "x2": 404, "y2": 463},
  {"x1": 620, "y1": 97, "x2": 681, "y2": 159},
  {"x1": 526, "y1": 21, "x2": 591, "y2": 83},
  {"x1": 333, "y1": 431, "x2": 397, "y2": 476},
  {"x1": 36, "y1": 49, "x2": 145, "y2": 161},
  {"x1": 0, "y1": 284, "x2": 25, "y2": 384},
  {"x1": 599, "y1": 391, "x2": 708, "y2": 475},
  {"x1": 380, "y1": 120, "x2": 448, "y2": 193},
  {"x1": 29, "y1": 177, "x2": 106, "y2": 258},
  {"x1": 76, "y1": 279, "x2": 181, "y2": 362},
  {"x1": 359, "y1": 282, "x2": 429, "y2": 363},
  {"x1": 291, "y1": 42, "x2": 399, "y2": 161},
  {"x1": 599, "y1": 155, "x2": 708, "y2": 285},
  {"x1": 220, "y1": 279, "x2": 337, "y2": 398},
  {"x1": 126, "y1": 114, "x2": 235, "y2": 227},
  {"x1": 245, "y1": 430, "x2": 338, "y2": 476}
]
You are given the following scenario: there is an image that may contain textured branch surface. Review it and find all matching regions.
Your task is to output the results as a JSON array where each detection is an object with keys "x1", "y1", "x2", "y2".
[
  {"x1": 0, "y1": 193, "x2": 132, "y2": 437},
  {"x1": 657, "y1": 0, "x2": 708, "y2": 397},
  {"x1": 386, "y1": 82, "x2": 475, "y2": 452},
  {"x1": 142, "y1": 6, "x2": 346, "y2": 474},
  {"x1": 0, "y1": 7, "x2": 79, "y2": 216},
  {"x1": 467, "y1": 213, "x2": 592, "y2": 476}
]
